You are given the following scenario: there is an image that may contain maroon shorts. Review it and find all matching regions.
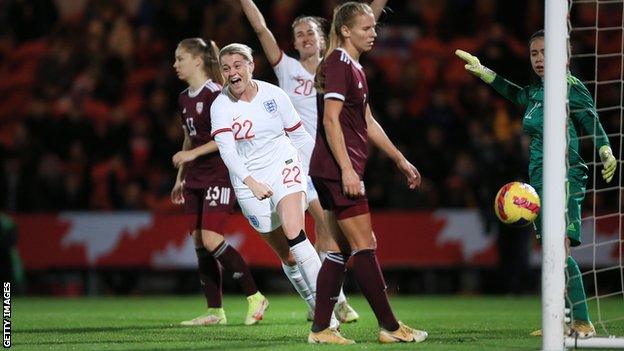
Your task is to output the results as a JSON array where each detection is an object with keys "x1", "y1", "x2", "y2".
[
  {"x1": 311, "y1": 177, "x2": 369, "y2": 220},
  {"x1": 183, "y1": 185, "x2": 236, "y2": 234}
]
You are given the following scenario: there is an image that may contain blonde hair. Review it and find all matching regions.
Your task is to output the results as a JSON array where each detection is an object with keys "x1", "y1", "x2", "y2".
[
  {"x1": 219, "y1": 43, "x2": 254, "y2": 63},
  {"x1": 177, "y1": 38, "x2": 224, "y2": 85},
  {"x1": 315, "y1": 2, "x2": 373, "y2": 92},
  {"x1": 219, "y1": 43, "x2": 254, "y2": 101}
]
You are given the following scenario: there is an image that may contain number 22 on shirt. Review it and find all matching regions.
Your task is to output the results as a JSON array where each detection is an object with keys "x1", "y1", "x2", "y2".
[{"x1": 232, "y1": 119, "x2": 255, "y2": 140}]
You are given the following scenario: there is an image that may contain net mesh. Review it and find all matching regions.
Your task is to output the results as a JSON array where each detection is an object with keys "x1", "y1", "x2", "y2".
[{"x1": 567, "y1": 0, "x2": 624, "y2": 337}]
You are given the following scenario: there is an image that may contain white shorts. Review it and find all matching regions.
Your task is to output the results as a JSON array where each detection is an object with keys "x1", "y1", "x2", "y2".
[
  {"x1": 306, "y1": 175, "x2": 319, "y2": 204},
  {"x1": 236, "y1": 156, "x2": 308, "y2": 233}
]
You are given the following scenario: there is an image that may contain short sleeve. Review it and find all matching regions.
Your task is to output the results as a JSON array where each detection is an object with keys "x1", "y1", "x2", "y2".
[{"x1": 324, "y1": 54, "x2": 349, "y2": 101}]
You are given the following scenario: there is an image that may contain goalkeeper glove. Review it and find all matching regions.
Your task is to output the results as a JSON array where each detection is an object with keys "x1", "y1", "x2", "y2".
[
  {"x1": 454, "y1": 49, "x2": 496, "y2": 84},
  {"x1": 599, "y1": 145, "x2": 617, "y2": 183}
]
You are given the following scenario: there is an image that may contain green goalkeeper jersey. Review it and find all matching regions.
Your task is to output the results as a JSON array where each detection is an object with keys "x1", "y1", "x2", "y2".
[{"x1": 490, "y1": 74, "x2": 610, "y2": 186}]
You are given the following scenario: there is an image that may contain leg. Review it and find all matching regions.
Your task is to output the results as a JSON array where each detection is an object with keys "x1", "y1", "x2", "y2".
[
  {"x1": 311, "y1": 210, "x2": 351, "y2": 332},
  {"x1": 310, "y1": 199, "x2": 354, "y2": 310},
  {"x1": 276, "y1": 192, "x2": 323, "y2": 302},
  {"x1": 200, "y1": 212, "x2": 258, "y2": 298},
  {"x1": 565, "y1": 177, "x2": 593, "y2": 336},
  {"x1": 193, "y1": 230, "x2": 223, "y2": 309},
  {"x1": 337, "y1": 213, "x2": 399, "y2": 330},
  {"x1": 260, "y1": 227, "x2": 315, "y2": 310}
]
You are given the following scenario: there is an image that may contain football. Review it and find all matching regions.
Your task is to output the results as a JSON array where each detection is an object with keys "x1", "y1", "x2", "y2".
[{"x1": 494, "y1": 182, "x2": 541, "y2": 226}]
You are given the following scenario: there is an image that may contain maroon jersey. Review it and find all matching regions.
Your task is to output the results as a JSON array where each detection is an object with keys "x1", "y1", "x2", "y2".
[
  {"x1": 310, "y1": 48, "x2": 369, "y2": 180},
  {"x1": 178, "y1": 80, "x2": 230, "y2": 188}
]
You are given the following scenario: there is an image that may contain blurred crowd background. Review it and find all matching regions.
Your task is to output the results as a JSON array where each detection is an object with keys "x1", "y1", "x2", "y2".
[{"x1": 0, "y1": 0, "x2": 620, "y2": 216}]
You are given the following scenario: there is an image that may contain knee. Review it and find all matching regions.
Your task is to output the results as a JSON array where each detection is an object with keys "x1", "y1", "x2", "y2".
[{"x1": 282, "y1": 252, "x2": 297, "y2": 266}]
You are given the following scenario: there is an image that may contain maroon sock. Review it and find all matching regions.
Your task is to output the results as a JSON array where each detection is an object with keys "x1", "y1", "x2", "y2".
[
  {"x1": 311, "y1": 252, "x2": 348, "y2": 332},
  {"x1": 212, "y1": 241, "x2": 258, "y2": 296},
  {"x1": 196, "y1": 247, "x2": 222, "y2": 308},
  {"x1": 352, "y1": 249, "x2": 399, "y2": 331}
]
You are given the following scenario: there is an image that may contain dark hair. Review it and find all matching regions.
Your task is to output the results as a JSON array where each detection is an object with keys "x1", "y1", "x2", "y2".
[
  {"x1": 177, "y1": 38, "x2": 224, "y2": 85},
  {"x1": 314, "y1": 2, "x2": 373, "y2": 93},
  {"x1": 529, "y1": 30, "x2": 544, "y2": 44}
]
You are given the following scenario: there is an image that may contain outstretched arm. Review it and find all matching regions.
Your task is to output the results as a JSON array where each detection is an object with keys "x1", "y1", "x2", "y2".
[
  {"x1": 455, "y1": 49, "x2": 529, "y2": 106},
  {"x1": 240, "y1": 0, "x2": 282, "y2": 65},
  {"x1": 365, "y1": 104, "x2": 421, "y2": 189}
]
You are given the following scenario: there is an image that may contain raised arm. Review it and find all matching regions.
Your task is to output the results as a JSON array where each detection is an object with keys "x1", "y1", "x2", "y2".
[
  {"x1": 365, "y1": 104, "x2": 421, "y2": 189},
  {"x1": 370, "y1": 0, "x2": 389, "y2": 20},
  {"x1": 240, "y1": 0, "x2": 282, "y2": 65}
]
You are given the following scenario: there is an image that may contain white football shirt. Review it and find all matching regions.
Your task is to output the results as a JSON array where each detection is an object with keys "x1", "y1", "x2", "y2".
[
  {"x1": 273, "y1": 52, "x2": 318, "y2": 140},
  {"x1": 211, "y1": 80, "x2": 305, "y2": 188}
]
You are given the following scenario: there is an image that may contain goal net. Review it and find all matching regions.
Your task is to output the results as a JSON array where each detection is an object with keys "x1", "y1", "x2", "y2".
[{"x1": 562, "y1": 0, "x2": 623, "y2": 348}]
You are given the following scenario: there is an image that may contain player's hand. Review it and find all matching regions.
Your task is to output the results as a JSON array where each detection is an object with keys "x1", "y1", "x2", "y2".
[
  {"x1": 245, "y1": 177, "x2": 273, "y2": 200},
  {"x1": 171, "y1": 180, "x2": 185, "y2": 204},
  {"x1": 599, "y1": 145, "x2": 617, "y2": 183},
  {"x1": 172, "y1": 150, "x2": 197, "y2": 168},
  {"x1": 396, "y1": 159, "x2": 421, "y2": 189},
  {"x1": 454, "y1": 49, "x2": 496, "y2": 84},
  {"x1": 341, "y1": 167, "x2": 362, "y2": 198}
]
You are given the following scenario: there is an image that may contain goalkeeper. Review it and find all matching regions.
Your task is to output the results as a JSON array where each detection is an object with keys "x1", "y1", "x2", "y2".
[{"x1": 456, "y1": 29, "x2": 617, "y2": 339}]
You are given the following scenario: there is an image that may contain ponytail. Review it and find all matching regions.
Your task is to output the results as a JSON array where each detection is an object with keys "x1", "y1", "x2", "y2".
[
  {"x1": 314, "y1": 2, "x2": 373, "y2": 93},
  {"x1": 177, "y1": 38, "x2": 224, "y2": 85}
]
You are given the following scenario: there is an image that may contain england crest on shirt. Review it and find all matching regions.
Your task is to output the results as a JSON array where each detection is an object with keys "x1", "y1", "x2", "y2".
[
  {"x1": 196, "y1": 102, "x2": 203, "y2": 114},
  {"x1": 263, "y1": 99, "x2": 277, "y2": 113}
]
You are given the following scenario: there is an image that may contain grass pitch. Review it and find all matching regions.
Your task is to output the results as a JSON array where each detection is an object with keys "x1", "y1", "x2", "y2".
[{"x1": 11, "y1": 295, "x2": 624, "y2": 350}]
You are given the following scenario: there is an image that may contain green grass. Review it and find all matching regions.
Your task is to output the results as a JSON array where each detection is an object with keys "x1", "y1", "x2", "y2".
[{"x1": 11, "y1": 295, "x2": 624, "y2": 350}]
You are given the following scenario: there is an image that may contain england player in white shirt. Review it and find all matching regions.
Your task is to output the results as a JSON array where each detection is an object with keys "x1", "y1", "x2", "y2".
[
  {"x1": 211, "y1": 43, "x2": 338, "y2": 328},
  {"x1": 239, "y1": 0, "x2": 395, "y2": 323}
]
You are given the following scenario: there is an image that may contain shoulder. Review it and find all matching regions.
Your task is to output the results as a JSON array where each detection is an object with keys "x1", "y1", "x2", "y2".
[
  {"x1": 275, "y1": 52, "x2": 297, "y2": 68},
  {"x1": 567, "y1": 75, "x2": 590, "y2": 94},
  {"x1": 258, "y1": 80, "x2": 288, "y2": 97},
  {"x1": 178, "y1": 87, "x2": 189, "y2": 102},
  {"x1": 567, "y1": 74, "x2": 594, "y2": 104},
  {"x1": 210, "y1": 93, "x2": 231, "y2": 113},
  {"x1": 204, "y1": 80, "x2": 222, "y2": 94},
  {"x1": 325, "y1": 49, "x2": 349, "y2": 66}
]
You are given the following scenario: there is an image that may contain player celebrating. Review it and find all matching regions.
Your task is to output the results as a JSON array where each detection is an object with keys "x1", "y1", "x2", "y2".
[
  {"x1": 307, "y1": 2, "x2": 428, "y2": 344},
  {"x1": 171, "y1": 38, "x2": 268, "y2": 327},
  {"x1": 456, "y1": 30, "x2": 617, "y2": 338},
  {"x1": 210, "y1": 43, "x2": 340, "y2": 329},
  {"x1": 237, "y1": 0, "x2": 391, "y2": 324}
]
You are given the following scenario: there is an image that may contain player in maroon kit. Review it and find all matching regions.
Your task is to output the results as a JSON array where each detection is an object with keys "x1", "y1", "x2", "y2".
[
  {"x1": 306, "y1": 3, "x2": 428, "y2": 344},
  {"x1": 170, "y1": 38, "x2": 268, "y2": 327}
]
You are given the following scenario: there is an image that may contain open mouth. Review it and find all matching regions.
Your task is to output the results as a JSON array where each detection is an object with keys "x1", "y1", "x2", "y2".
[{"x1": 230, "y1": 77, "x2": 242, "y2": 86}]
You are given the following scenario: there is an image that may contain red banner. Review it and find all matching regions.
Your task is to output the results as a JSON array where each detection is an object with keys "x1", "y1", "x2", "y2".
[{"x1": 14, "y1": 210, "x2": 620, "y2": 269}]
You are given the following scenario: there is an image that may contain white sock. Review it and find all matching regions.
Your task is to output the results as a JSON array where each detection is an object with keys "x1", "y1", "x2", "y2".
[
  {"x1": 290, "y1": 238, "x2": 322, "y2": 296},
  {"x1": 281, "y1": 263, "x2": 315, "y2": 310},
  {"x1": 319, "y1": 251, "x2": 348, "y2": 305}
]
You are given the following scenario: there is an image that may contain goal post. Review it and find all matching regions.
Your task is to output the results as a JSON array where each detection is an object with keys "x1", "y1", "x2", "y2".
[
  {"x1": 544, "y1": 0, "x2": 624, "y2": 349},
  {"x1": 542, "y1": 0, "x2": 569, "y2": 349}
]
